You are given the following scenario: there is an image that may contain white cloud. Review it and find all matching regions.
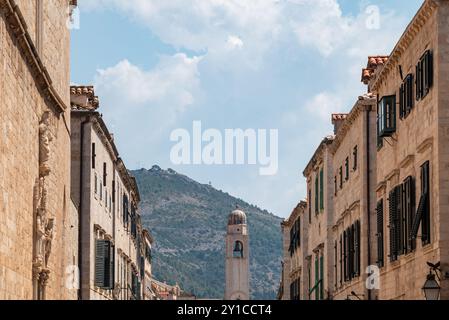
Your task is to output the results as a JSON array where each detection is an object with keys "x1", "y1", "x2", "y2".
[
  {"x1": 93, "y1": 54, "x2": 203, "y2": 164},
  {"x1": 305, "y1": 92, "x2": 344, "y2": 122},
  {"x1": 226, "y1": 35, "x2": 244, "y2": 50}
]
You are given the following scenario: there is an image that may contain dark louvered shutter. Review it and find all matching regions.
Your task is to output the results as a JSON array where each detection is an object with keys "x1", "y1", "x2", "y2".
[
  {"x1": 339, "y1": 235, "x2": 343, "y2": 285},
  {"x1": 319, "y1": 255, "x2": 324, "y2": 300},
  {"x1": 108, "y1": 243, "x2": 115, "y2": 290},
  {"x1": 399, "y1": 83, "x2": 405, "y2": 119},
  {"x1": 425, "y1": 51, "x2": 433, "y2": 93},
  {"x1": 404, "y1": 177, "x2": 416, "y2": 252},
  {"x1": 343, "y1": 231, "x2": 347, "y2": 281},
  {"x1": 389, "y1": 188, "x2": 398, "y2": 261},
  {"x1": 355, "y1": 221, "x2": 360, "y2": 276},
  {"x1": 376, "y1": 200, "x2": 384, "y2": 267},
  {"x1": 95, "y1": 240, "x2": 107, "y2": 287},
  {"x1": 421, "y1": 161, "x2": 431, "y2": 244}
]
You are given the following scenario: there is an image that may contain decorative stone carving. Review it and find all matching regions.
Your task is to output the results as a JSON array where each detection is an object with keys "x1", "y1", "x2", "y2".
[{"x1": 33, "y1": 112, "x2": 55, "y2": 300}]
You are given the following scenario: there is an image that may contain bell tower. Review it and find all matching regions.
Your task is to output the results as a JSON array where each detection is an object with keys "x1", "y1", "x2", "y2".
[{"x1": 225, "y1": 208, "x2": 249, "y2": 300}]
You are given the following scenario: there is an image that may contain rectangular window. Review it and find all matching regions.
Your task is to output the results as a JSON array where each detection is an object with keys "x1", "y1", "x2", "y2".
[
  {"x1": 319, "y1": 169, "x2": 324, "y2": 211},
  {"x1": 100, "y1": 180, "x2": 103, "y2": 201},
  {"x1": 315, "y1": 174, "x2": 319, "y2": 215},
  {"x1": 94, "y1": 173, "x2": 98, "y2": 195},
  {"x1": 378, "y1": 95, "x2": 396, "y2": 137},
  {"x1": 345, "y1": 157, "x2": 349, "y2": 181},
  {"x1": 103, "y1": 163, "x2": 107, "y2": 187},
  {"x1": 319, "y1": 255, "x2": 324, "y2": 300},
  {"x1": 416, "y1": 50, "x2": 433, "y2": 100},
  {"x1": 343, "y1": 231, "x2": 347, "y2": 281},
  {"x1": 92, "y1": 143, "x2": 96, "y2": 169},
  {"x1": 308, "y1": 189, "x2": 312, "y2": 223},
  {"x1": 339, "y1": 167, "x2": 343, "y2": 189},
  {"x1": 334, "y1": 241, "x2": 337, "y2": 289},
  {"x1": 400, "y1": 74, "x2": 414, "y2": 119},
  {"x1": 339, "y1": 235, "x2": 343, "y2": 286},
  {"x1": 314, "y1": 255, "x2": 319, "y2": 300},
  {"x1": 389, "y1": 186, "x2": 401, "y2": 261},
  {"x1": 95, "y1": 239, "x2": 115, "y2": 289},
  {"x1": 354, "y1": 221, "x2": 360, "y2": 277},
  {"x1": 353, "y1": 146, "x2": 358, "y2": 171},
  {"x1": 376, "y1": 200, "x2": 384, "y2": 267},
  {"x1": 403, "y1": 176, "x2": 416, "y2": 252},
  {"x1": 414, "y1": 161, "x2": 431, "y2": 245}
]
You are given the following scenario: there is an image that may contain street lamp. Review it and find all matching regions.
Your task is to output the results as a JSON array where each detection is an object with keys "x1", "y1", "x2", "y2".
[{"x1": 422, "y1": 263, "x2": 441, "y2": 301}]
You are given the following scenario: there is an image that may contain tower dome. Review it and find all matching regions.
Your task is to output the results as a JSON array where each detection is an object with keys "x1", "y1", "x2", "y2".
[{"x1": 228, "y1": 209, "x2": 247, "y2": 225}]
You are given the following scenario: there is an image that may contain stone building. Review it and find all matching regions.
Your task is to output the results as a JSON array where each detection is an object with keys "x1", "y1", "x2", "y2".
[
  {"x1": 280, "y1": 201, "x2": 307, "y2": 300},
  {"x1": 281, "y1": 0, "x2": 449, "y2": 300},
  {"x1": 330, "y1": 95, "x2": 377, "y2": 300},
  {"x1": 70, "y1": 85, "x2": 151, "y2": 300},
  {"x1": 364, "y1": 0, "x2": 449, "y2": 300},
  {"x1": 0, "y1": 0, "x2": 79, "y2": 300},
  {"x1": 302, "y1": 136, "x2": 334, "y2": 300},
  {"x1": 225, "y1": 209, "x2": 249, "y2": 300}
]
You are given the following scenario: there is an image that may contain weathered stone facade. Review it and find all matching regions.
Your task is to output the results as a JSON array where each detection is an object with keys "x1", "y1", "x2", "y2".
[
  {"x1": 70, "y1": 86, "x2": 152, "y2": 300},
  {"x1": 0, "y1": 0, "x2": 78, "y2": 300},
  {"x1": 281, "y1": 0, "x2": 449, "y2": 300},
  {"x1": 368, "y1": 0, "x2": 449, "y2": 300}
]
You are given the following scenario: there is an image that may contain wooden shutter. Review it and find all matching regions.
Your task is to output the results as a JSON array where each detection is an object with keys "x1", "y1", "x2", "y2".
[
  {"x1": 404, "y1": 177, "x2": 416, "y2": 252},
  {"x1": 343, "y1": 231, "x2": 347, "y2": 281},
  {"x1": 339, "y1": 235, "x2": 343, "y2": 285},
  {"x1": 92, "y1": 143, "x2": 96, "y2": 169},
  {"x1": 355, "y1": 221, "x2": 360, "y2": 276},
  {"x1": 95, "y1": 240, "x2": 108, "y2": 288},
  {"x1": 315, "y1": 174, "x2": 319, "y2": 214},
  {"x1": 319, "y1": 256, "x2": 324, "y2": 300},
  {"x1": 406, "y1": 74, "x2": 414, "y2": 114},
  {"x1": 424, "y1": 51, "x2": 433, "y2": 94},
  {"x1": 334, "y1": 241, "x2": 337, "y2": 289},
  {"x1": 421, "y1": 161, "x2": 431, "y2": 244},
  {"x1": 320, "y1": 169, "x2": 324, "y2": 211},
  {"x1": 315, "y1": 255, "x2": 319, "y2": 300},
  {"x1": 376, "y1": 200, "x2": 384, "y2": 267},
  {"x1": 399, "y1": 83, "x2": 405, "y2": 119},
  {"x1": 389, "y1": 188, "x2": 399, "y2": 261}
]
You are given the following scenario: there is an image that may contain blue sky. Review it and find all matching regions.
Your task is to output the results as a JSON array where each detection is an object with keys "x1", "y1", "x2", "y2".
[{"x1": 71, "y1": 0, "x2": 424, "y2": 218}]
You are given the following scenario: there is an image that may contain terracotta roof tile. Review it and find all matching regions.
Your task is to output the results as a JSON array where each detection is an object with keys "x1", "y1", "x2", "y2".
[
  {"x1": 70, "y1": 85, "x2": 99, "y2": 110},
  {"x1": 331, "y1": 113, "x2": 348, "y2": 122},
  {"x1": 361, "y1": 55, "x2": 389, "y2": 84}
]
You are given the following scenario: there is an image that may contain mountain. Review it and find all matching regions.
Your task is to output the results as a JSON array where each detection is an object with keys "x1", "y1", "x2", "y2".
[{"x1": 132, "y1": 166, "x2": 283, "y2": 300}]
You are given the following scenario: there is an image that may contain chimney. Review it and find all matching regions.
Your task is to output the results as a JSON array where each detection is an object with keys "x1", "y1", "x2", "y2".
[{"x1": 332, "y1": 114, "x2": 348, "y2": 134}]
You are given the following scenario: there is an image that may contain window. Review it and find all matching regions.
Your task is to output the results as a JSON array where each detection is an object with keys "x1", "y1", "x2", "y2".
[
  {"x1": 376, "y1": 200, "x2": 384, "y2": 267},
  {"x1": 334, "y1": 241, "x2": 337, "y2": 289},
  {"x1": 341, "y1": 220, "x2": 360, "y2": 282},
  {"x1": 290, "y1": 278, "x2": 300, "y2": 301},
  {"x1": 100, "y1": 180, "x2": 103, "y2": 201},
  {"x1": 416, "y1": 50, "x2": 433, "y2": 101},
  {"x1": 289, "y1": 218, "x2": 300, "y2": 256},
  {"x1": 314, "y1": 255, "x2": 319, "y2": 300},
  {"x1": 94, "y1": 173, "x2": 98, "y2": 195},
  {"x1": 353, "y1": 146, "x2": 358, "y2": 171},
  {"x1": 400, "y1": 74, "x2": 414, "y2": 119},
  {"x1": 308, "y1": 189, "x2": 312, "y2": 223},
  {"x1": 412, "y1": 162, "x2": 431, "y2": 245},
  {"x1": 389, "y1": 186, "x2": 401, "y2": 261},
  {"x1": 339, "y1": 235, "x2": 343, "y2": 286},
  {"x1": 92, "y1": 143, "x2": 96, "y2": 169},
  {"x1": 403, "y1": 176, "x2": 416, "y2": 252},
  {"x1": 105, "y1": 190, "x2": 108, "y2": 207},
  {"x1": 103, "y1": 163, "x2": 107, "y2": 187},
  {"x1": 123, "y1": 194, "x2": 129, "y2": 227},
  {"x1": 319, "y1": 169, "x2": 324, "y2": 211},
  {"x1": 345, "y1": 157, "x2": 349, "y2": 181},
  {"x1": 339, "y1": 167, "x2": 343, "y2": 189},
  {"x1": 319, "y1": 255, "x2": 324, "y2": 300},
  {"x1": 95, "y1": 239, "x2": 115, "y2": 289},
  {"x1": 233, "y1": 241, "x2": 244, "y2": 258},
  {"x1": 378, "y1": 95, "x2": 396, "y2": 137},
  {"x1": 315, "y1": 174, "x2": 319, "y2": 215}
]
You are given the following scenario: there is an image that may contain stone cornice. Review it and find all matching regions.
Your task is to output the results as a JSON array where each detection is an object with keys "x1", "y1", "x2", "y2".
[
  {"x1": 303, "y1": 136, "x2": 334, "y2": 177},
  {"x1": 0, "y1": 0, "x2": 72, "y2": 115},
  {"x1": 283, "y1": 201, "x2": 307, "y2": 227},
  {"x1": 369, "y1": 0, "x2": 438, "y2": 92}
]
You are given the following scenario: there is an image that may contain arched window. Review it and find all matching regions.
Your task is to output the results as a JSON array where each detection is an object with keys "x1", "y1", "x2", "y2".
[{"x1": 233, "y1": 241, "x2": 244, "y2": 258}]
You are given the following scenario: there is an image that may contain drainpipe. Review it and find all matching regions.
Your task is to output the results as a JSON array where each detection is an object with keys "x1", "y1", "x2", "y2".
[
  {"x1": 78, "y1": 116, "x2": 90, "y2": 300},
  {"x1": 366, "y1": 108, "x2": 372, "y2": 301}
]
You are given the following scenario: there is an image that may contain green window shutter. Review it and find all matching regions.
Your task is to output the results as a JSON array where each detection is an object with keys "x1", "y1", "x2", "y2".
[
  {"x1": 339, "y1": 235, "x2": 343, "y2": 285},
  {"x1": 319, "y1": 256, "x2": 324, "y2": 300},
  {"x1": 319, "y1": 169, "x2": 324, "y2": 211},
  {"x1": 315, "y1": 255, "x2": 319, "y2": 300},
  {"x1": 95, "y1": 240, "x2": 107, "y2": 288},
  {"x1": 389, "y1": 188, "x2": 399, "y2": 261},
  {"x1": 376, "y1": 200, "x2": 384, "y2": 267},
  {"x1": 315, "y1": 174, "x2": 319, "y2": 214},
  {"x1": 355, "y1": 221, "x2": 360, "y2": 276},
  {"x1": 421, "y1": 161, "x2": 431, "y2": 245},
  {"x1": 343, "y1": 231, "x2": 347, "y2": 281}
]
